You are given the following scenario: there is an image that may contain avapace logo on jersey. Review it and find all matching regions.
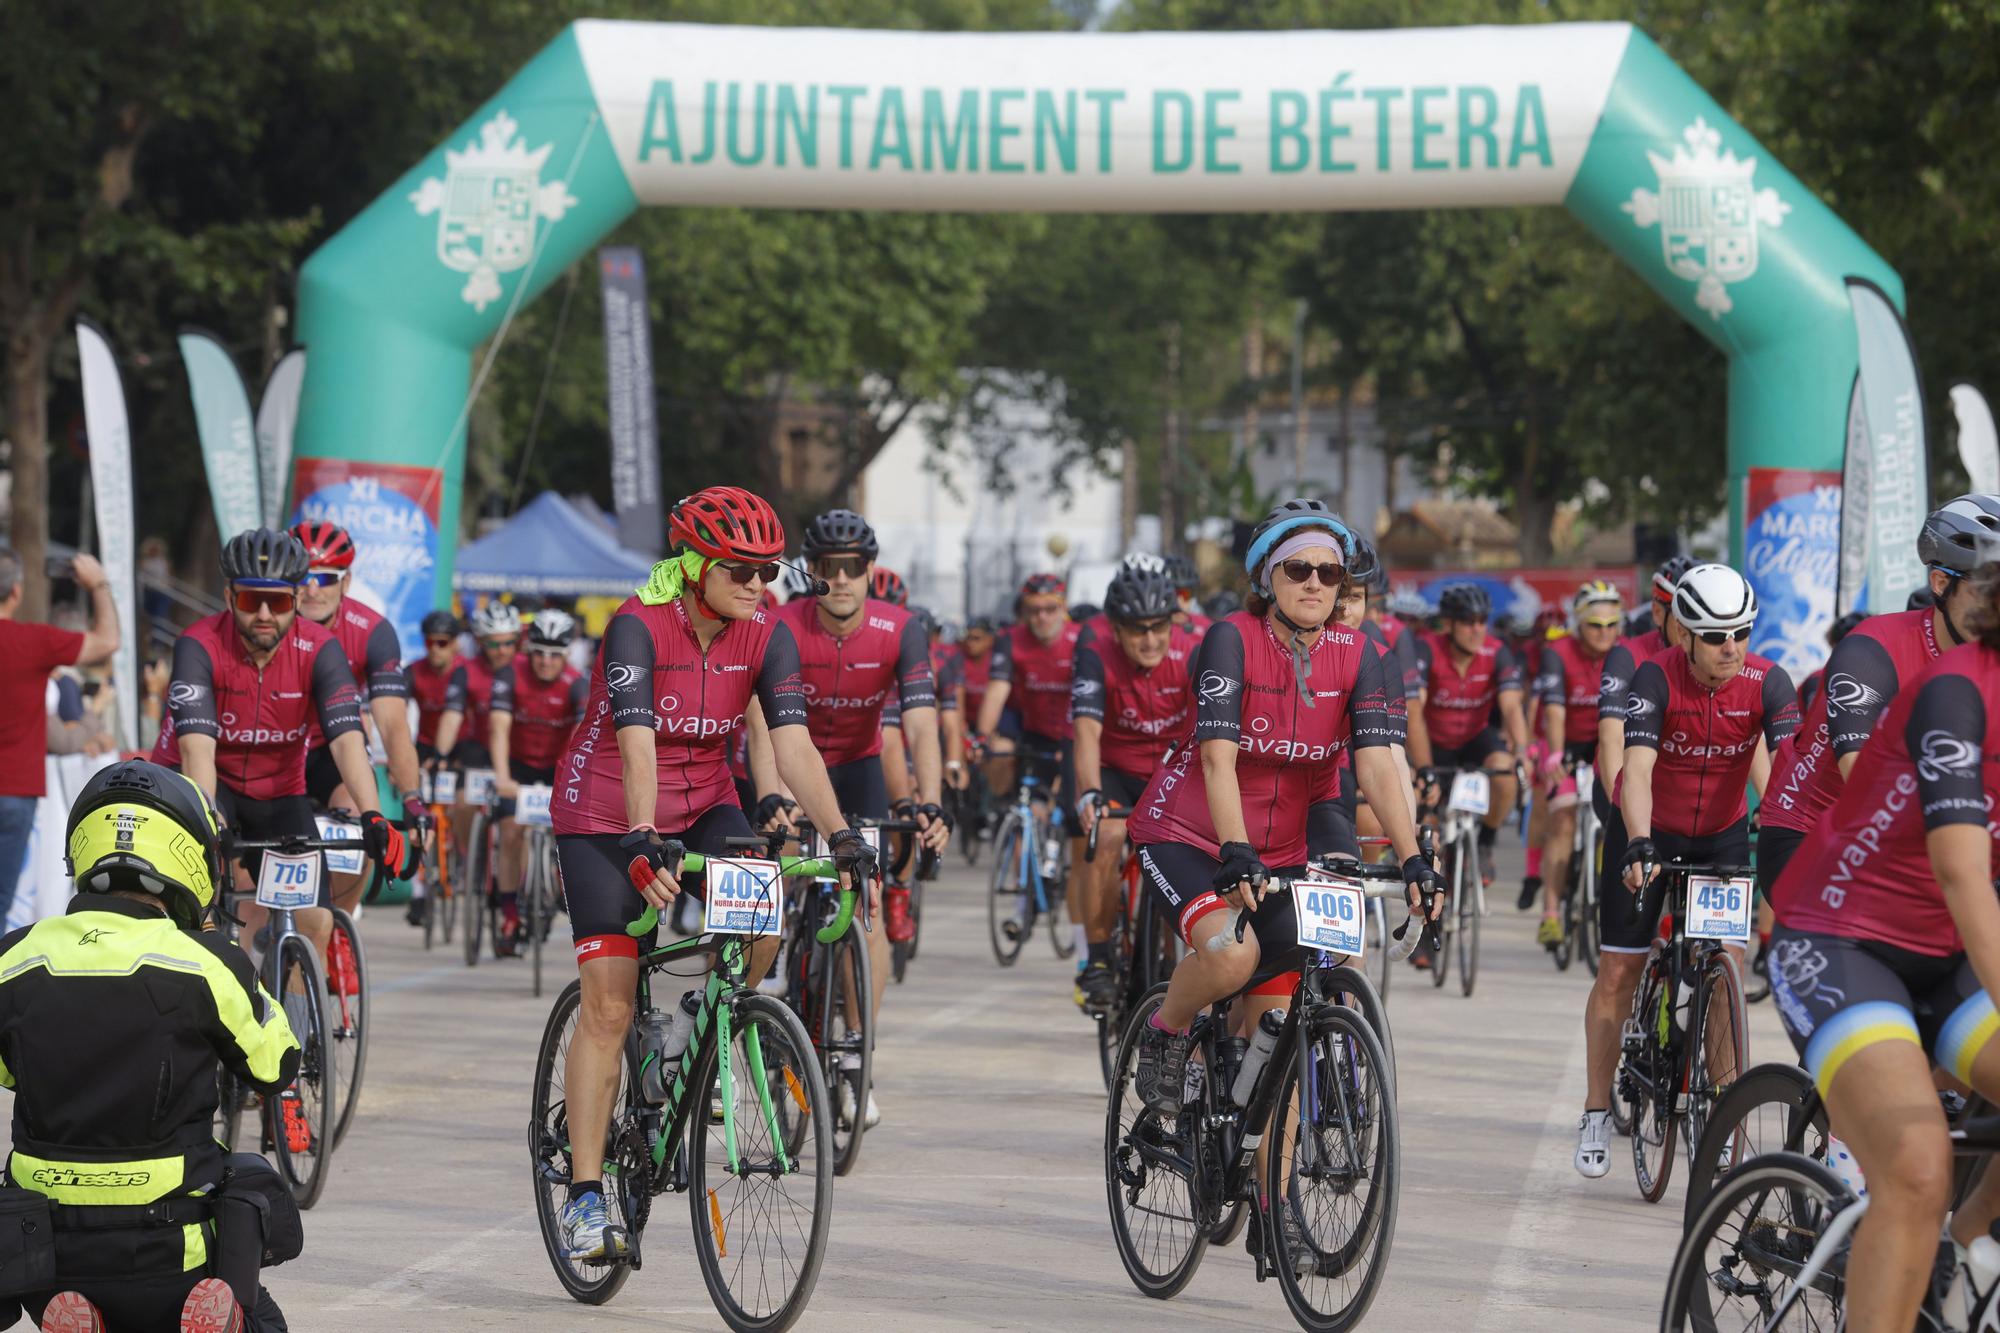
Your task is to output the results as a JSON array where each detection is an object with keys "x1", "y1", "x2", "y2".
[
  {"x1": 1660, "y1": 730, "x2": 1757, "y2": 761},
  {"x1": 1820, "y1": 772, "x2": 1917, "y2": 908},
  {"x1": 660, "y1": 712, "x2": 741, "y2": 740},
  {"x1": 223, "y1": 722, "x2": 311, "y2": 747}
]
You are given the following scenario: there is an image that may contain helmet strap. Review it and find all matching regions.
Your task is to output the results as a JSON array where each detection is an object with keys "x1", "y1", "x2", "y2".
[
  {"x1": 1270, "y1": 606, "x2": 1324, "y2": 708},
  {"x1": 690, "y1": 557, "x2": 726, "y2": 621},
  {"x1": 1940, "y1": 574, "x2": 1969, "y2": 646}
]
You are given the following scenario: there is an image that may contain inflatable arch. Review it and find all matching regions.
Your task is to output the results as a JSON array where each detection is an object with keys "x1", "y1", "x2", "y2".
[{"x1": 295, "y1": 20, "x2": 1924, "y2": 674}]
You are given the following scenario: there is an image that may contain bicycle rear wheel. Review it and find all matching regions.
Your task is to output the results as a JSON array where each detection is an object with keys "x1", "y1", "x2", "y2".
[
  {"x1": 270, "y1": 935, "x2": 336, "y2": 1209},
  {"x1": 689, "y1": 994, "x2": 833, "y2": 1333},
  {"x1": 1663, "y1": 1151, "x2": 1850, "y2": 1331},
  {"x1": 1682, "y1": 1062, "x2": 1825, "y2": 1228},
  {"x1": 530, "y1": 979, "x2": 639, "y2": 1305},
  {"x1": 1579, "y1": 824, "x2": 1601, "y2": 976},
  {"x1": 987, "y1": 814, "x2": 1030, "y2": 967},
  {"x1": 1266, "y1": 1004, "x2": 1399, "y2": 1332},
  {"x1": 327, "y1": 908, "x2": 369, "y2": 1150},
  {"x1": 1455, "y1": 832, "x2": 1479, "y2": 997},
  {"x1": 1105, "y1": 985, "x2": 1208, "y2": 1299}
]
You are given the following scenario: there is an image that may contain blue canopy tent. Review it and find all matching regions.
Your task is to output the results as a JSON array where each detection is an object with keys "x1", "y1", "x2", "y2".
[{"x1": 453, "y1": 491, "x2": 654, "y2": 597}]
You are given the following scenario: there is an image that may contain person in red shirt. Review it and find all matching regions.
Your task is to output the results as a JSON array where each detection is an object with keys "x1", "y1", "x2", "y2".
[
  {"x1": 433, "y1": 601, "x2": 521, "y2": 869},
  {"x1": 407, "y1": 610, "x2": 461, "y2": 761},
  {"x1": 0, "y1": 547, "x2": 119, "y2": 922},
  {"x1": 1409, "y1": 582, "x2": 1529, "y2": 885},
  {"x1": 1523, "y1": 580, "x2": 1624, "y2": 943}
]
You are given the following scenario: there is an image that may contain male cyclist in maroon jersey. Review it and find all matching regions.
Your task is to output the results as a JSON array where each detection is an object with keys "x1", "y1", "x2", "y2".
[
  {"x1": 1072, "y1": 558, "x2": 1196, "y2": 1012},
  {"x1": 1594, "y1": 554, "x2": 1696, "y2": 799},
  {"x1": 432, "y1": 601, "x2": 521, "y2": 869},
  {"x1": 1408, "y1": 582, "x2": 1529, "y2": 887},
  {"x1": 153, "y1": 529, "x2": 418, "y2": 973},
  {"x1": 407, "y1": 610, "x2": 462, "y2": 767},
  {"x1": 1575, "y1": 563, "x2": 1800, "y2": 1178},
  {"x1": 1765, "y1": 528, "x2": 2000, "y2": 1331},
  {"x1": 1524, "y1": 580, "x2": 1624, "y2": 945},
  {"x1": 486, "y1": 608, "x2": 588, "y2": 956},
  {"x1": 550, "y1": 487, "x2": 875, "y2": 1265}
]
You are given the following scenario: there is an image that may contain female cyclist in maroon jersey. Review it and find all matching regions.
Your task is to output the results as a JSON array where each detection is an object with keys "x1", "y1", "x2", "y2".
[
  {"x1": 1575, "y1": 563, "x2": 1800, "y2": 1179},
  {"x1": 1126, "y1": 499, "x2": 1439, "y2": 1146},
  {"x1": 549, "y1": 486, "x2": 875, "y2": 1266},
  {"x1": 1764, "y1": 527, "x2": 2000, "y2": 1332},
  {"x1": 1409, "y1": 582, "x2": 1529, "y2": 886}
]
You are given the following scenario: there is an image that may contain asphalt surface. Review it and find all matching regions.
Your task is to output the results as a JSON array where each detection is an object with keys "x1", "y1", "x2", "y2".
[{"x1": 135, "y1": 844, "x2": 1791, "y2": 1330}]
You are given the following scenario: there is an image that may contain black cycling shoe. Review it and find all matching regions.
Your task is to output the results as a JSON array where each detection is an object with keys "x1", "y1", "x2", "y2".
[
  {"x1": 405, "y1": 897, "x2": 428, "y2": 928},
  {"x1": 1134, "y1": 1022, "x2": 1190, "y2": 1115},
  {"x1": 1515, "y1": 875, "x2": 1542, "y2": 912},
  {"x1": 1076, "y1": 960, "x2": 1116, "y2": 1014}
]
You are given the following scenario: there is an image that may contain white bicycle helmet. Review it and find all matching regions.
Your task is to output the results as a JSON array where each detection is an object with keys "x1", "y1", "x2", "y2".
[
  {"x1": 1672, "y1": 564, "x2": 1757, "y2": 634},
  {"x1": 528, "y1": 607, "x2": 577, "y2": 647},
  {"x1": 471, "y1": 602, "x2": 523, "y2": 639}
]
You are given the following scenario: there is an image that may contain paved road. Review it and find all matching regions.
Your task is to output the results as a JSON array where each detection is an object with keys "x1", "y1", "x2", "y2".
[{"x1": 268, "y1": 845, "x2": 1783, "y2": 1331}]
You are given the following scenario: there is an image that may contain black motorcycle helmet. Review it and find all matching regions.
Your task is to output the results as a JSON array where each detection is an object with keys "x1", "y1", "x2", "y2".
[{"x1": 65, "y1": 760, "x2": 226, "y2": 931}]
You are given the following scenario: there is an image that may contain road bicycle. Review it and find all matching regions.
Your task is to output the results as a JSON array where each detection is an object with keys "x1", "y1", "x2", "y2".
[
  {"x1": 1085, "y1": 805, "x2": 1182, "y2": 1092},
  {"x1": 1550, "y1": 758, "x2": 1603, "y2": 975},
  {"x1": 456, "y1": 768, "x2": 504, "y2": 967},
  {"x1": 530, "y1": 843, "x2": 842, "y2": 1330},
  {"x1": 1417, "y1": 766, "x2": 1489, "y2": 997},
  {"x1": 988, "y1": 772, "x2": 1074, "y2": 966},
  {"x1": 946, "y1": 761, "x2": 994, "y2": 867},
  {"x1": 875, "y1": 810, "x2": 938, "y2": 984},
  {"x1": 1105, "y1": 862, "x2": 1435, "y2": 1332},
  {"x1": 514, "y1": 783, "x2": 562, "y2": 997},
  {"x1": 414, "y1": 768, "x2": 459, "y2": 950},
  {"x1": 1609, "y1": 861, "x2": 1752, "y2": 1203}
]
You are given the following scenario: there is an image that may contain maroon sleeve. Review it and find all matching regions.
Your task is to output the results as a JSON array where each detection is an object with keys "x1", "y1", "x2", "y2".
[{"x1": 364, "y1": 619, "x2": 408, "y2": 698}]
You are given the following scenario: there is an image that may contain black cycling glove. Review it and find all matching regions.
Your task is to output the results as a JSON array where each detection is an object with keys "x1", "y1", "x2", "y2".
[
  {"x1": 752, "y1": 793, "x2": 797, "y2": 829},
  {"x1": 829, "y1": 828, "x2": 878, "y2": 880},
  {"x1": 620, "y1": 827, "x2": 686, "y2": 893},
  {"x1": 1621, "y1": 836, "x2": 1658, "y2": 871},
  {"x1": 1212, "y1": 841, "x2": 1268, "y2": 896},
  {"x1": 916, "y1": 801, "x2": 953, "y2": 832}
]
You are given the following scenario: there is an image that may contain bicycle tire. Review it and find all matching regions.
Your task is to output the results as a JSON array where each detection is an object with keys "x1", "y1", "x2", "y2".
[
  {"x1": 214, "y1": 1066, "x2": 248, "y2": 1153},
  {"x1": 821, "y1": 927, "x2": 872, "y2": 1177},
  {"x1": 1682, "y1": 1062, "x2": 1824, "y2": 1229},
  {"x1": 688, "y1": 994, "x2": 833, "y2": 1333},
  {"x1": 270, "y1": 935, "x2": 336, "y2": 1209},
  {"x1": 1104, "y1": 985, "x2": 1208, "y2": 1299},
  {"x1": 529, "y1": 979, "x2": 637, "y2": 1306},
  {"x1": 1553, "y1": 862, "x2": 1576, "y2": 972},
  {"x1": 439, "y1": 837, "x2": 459, "y2": 946},
  {"x1": 906, "y1": 876, "x2": 923, "y2": 962},
  {"x1": 463, "y1": 816, "x2": 488, "y2": 967},
  {"x1": 1266, "y1": 1004, "x2": 1399, "y2": 1332},
  {"x1": 1049, "y1": 831, "x2": 1076, "y2": 961},
  {"x1": 1662, "y1": 1151, "x2": 1849, "y2": 1332},
  {"x1": 1369, "y1": 900, "x2": 1392, "y2": 1004},
  {"x1": 1428, "y1": 863, "x2": 1452, "y2": 991},
  {"x1": 529, "y1": 832, "x2": 553, "y2": 999},
  {"x1": 987, "y1": 814, "x2": 1030, "y2": 967},
  {"x1": 1628, "y1": 960, "x2": 1678, "y2": 1203},
  {"x1": 1579, "y1": 823, "x2": 1601, "y2": 976},
  {"x1": 420, "y1": 838, "x2": 440, "y2": 951},
  {"x1": 1683, "y1": 952, "x2": 1748, "y2": 1179},
  {"x1": 1096, "y1": 910, "x2": 1129, "y2": 1094},
  {"x1": 328, "y1": 908, "x2": 369, "y2": 1151},
  {"x1": 1455, "y1": 832, "x2": 1479, "y2": 997},
  {"x1": 1321, "y1": 966, "x2": 1395, "y2": 1103}
]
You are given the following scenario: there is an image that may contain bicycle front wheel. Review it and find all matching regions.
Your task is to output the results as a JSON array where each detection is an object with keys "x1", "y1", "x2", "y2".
[
  {"x1": 1626, "y1": 963, "x2": 1678, "y2": 1202},
  {"x1": 1266, "y1": 1003, "x2": 1399, "y2": 1332},
  {"x1": 1369, "y1": 900, "x2": 1392, "y2": 1003},
  {"x1": 529, "y1": 979, "x2": 638, "y2": 1306},
  {"x1": 1684, "y1": 952, "x2": 1748, "y2": 1177},
  {"x1": 1321, "y1": 965, "x2": 1395, "y2": 1103},
  {"x1": 1454, "y1": 832, "x2": 1479, "y2": 997},
  {"x1": 462, "y1": 819, "x2": 488, "y2": 967},
  {"x1": 1579, "y1": 823, "x2": 1601, "y2": 976},
  {"x1": 689, "y1": 994, "x2": 833, "y2": 1333},
  {"x1": 270, "y1": 935, "x2": 336, "y2": 1209},
  {"x1": 327, "y1": 908, "x2": 369, "y2": 1150},
  {"x1": 1048, "y1": 833, "x2": 1076, "y2": 960},
  {"x1": 819, "y1": 928, "x2": 872, "y2": 1177},
  {"x1": 1105, "y1": 985, "x2": 1207, "y2": 1298},
  {"x1": 1682, "y1": 1062, "x2": 1825, "y2": 1228},
  {"x1": 987, "y1": 814, "x2": 1029, "y2": 967},
  {"x1": 1663, "y1": 1151, "x2": 1850, "y2": 1331},
  {"x1": 1553, "y1": 863, "x2": 1576, "y2": 972}
]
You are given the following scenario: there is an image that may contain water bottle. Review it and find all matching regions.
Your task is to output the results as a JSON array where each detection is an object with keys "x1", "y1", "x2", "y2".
[
  {"x1": 1230, "y1": 1009, "x2": 1288, "y2": 1107},
  {"x1": 1946, "y1": 1232, "x2": 2000, "y2": 1332},
  {"x1": 638, "y1": 992, "x2": 702, "y2": 1105}
]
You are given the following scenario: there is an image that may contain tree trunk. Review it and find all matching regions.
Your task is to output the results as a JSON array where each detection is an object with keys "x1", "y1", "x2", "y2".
[
  {"x1": 1119, "y1": 436, "x2": 1138, "y2": 547},
  {"x1": 1514, "y1": 383, "x2": 1555, "y2": 565},
  {"x1": 6, "y1": 323, "x2": 52, "y2": 622}
]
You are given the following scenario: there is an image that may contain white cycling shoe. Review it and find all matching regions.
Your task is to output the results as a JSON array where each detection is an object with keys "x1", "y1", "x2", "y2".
[
  {"x1": 1574, "y1": 1109, "x2": 1612, "y2": 1178},
  {"x1": 838, "y1": 1082, "x2": 883, "y2": 1130}
]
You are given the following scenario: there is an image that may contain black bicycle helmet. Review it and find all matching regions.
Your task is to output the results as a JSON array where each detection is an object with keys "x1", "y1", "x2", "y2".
[
  {"x1": 1347, "y1": 536, "x2": 1387, "y2": 596},
  {"x1": 1104, "y1": 563, "x2": 1179, "y2": 623},
  {"x1": 908, "y1": 605, "x2": 939, "y2": 637},
  {"x1": 1163, "y1": 553, "x2": 1198, "y2": 593},
  {"x1": 420, "y1": 610, "x2": 460, "y2": 639},
  {"x1": 1437, "y1": 582, "x2": 1491, "y2": 624},
  {"x1": 800, "y1": 508, "x2": 879, "y2": 560},
  {"x1": 1068, "y1": 603, "x2": 1101, "y2": 623},
  {"x1": 1827, "y1": 609, "x2": 1869, "y2": 647},
  {"x1": 1204, "y1": 589, "x2": 1242, "y2": 618},
  {"x1": 65, "y1": 760, "x2": 226, "y2": 931},
  {"x1": 219, "y1": 527, "x2": 309, "y2": 584},
  {"x1": 1918, "y1": 495, "x2": 2000, "y2": 576},
  {"x1": 1651, "y1": 554, "x2": 1699, "y2": 599}
]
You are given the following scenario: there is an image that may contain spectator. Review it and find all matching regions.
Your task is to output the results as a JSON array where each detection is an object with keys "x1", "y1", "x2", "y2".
[
  {"x1": 0, "y1": 547, "x2": 119, "y2": 920},
  {"x1": 141, "y1": 655, "x2": 170, "y2": 750}
]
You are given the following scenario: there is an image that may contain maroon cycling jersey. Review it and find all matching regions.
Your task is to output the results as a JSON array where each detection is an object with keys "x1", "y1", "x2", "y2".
[
  {"x1": 1622, "y1": 649, "x2": 1800, "y2": 837},
  {"x1": 554, "y1": 597, "x2": 808, "y2": 835},
  {"x1": 1775, "y1": 642, "x2": 2000, "y2": 956},
  {"x1": 1070, "y1": 626, "x2": 1198, "y2": 778},
  {"x1": 496, "y1": 661, "x2": 588, "y2": 770},
  {"x1": 1183, "y1": 611, "x2": 1215, "y2": 638},
  {"x1": 961, "y1": 649, "x2": 994, "y2": 731},
  {"x1": 152, "y1": 612, "x2": 362, "y2": 800},
  {"x1": 1764, "y1": 609, "x2": 1942, "y2": 835},
  {"x1": 1534, "y1": 635, "x2": 1615, "y2": 748},
  {"x1": 1598, "y1": 627, "x2": 1668, "y2": 718},
  {"x1": 1415, "y1": 631, "x2": 1524, "y2": 750},
  {"x1": 991, "y1": 620, "x2": 1082, "y2": 740},
  {"x1": 442, "y1": 655, "x2": 515, "y2": 750},
  {"x1": 772, "y1": 597, "x2": 936, "y2": 766},
  {"x1": 930, "y1": 641, "x2": 964, "y2": 708},
  {"x1": 303, "y1": 599, "x2": 406, "y2": 750},
  {"x1": 407, "y1": 655, "x2": 456, "y2": 748},
  {"x1": 1372, "y1": 614, "x2": 1424, "y2": 700},
  {"x1": 1128, "y1": 612, "x2": 1402, "y2": 866}
]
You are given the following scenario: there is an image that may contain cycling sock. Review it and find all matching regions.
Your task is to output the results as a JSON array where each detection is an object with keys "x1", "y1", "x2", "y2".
[
  {"x1": 1525, "y1": 847, "x2": 1542, "y2": 877},
  {"x1": 569, "y1": 1180, "x2": 602, "y2": 1202},
  {"x1": 1148, "y1": 1010, "x2": 1185, "y2": 1036},
  {"x1": 1087, "y1": 940, "x2": 1111, "y2": 966}
]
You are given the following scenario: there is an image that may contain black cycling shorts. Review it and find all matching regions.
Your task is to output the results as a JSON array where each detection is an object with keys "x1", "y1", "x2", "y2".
[
  {"x1": 510, "y1": 760, "x2": 556, "y2": 786},
  {"x1": 1596, "y1": 806, "x2": 1750, "y2": 954},
  {"x1": 1768, "y1": 926, "x2": 1996, "y2": 1093},
  {"x1": 450, "y1": 741, "x2": 493, "y2": 772},
  {"x1": 1564, "y1": 740, "x2": 1599, "y2": 767},
  {"x1": 1430, "y1": 727, "x2": 1509, "y2": 771},
  {"x1": 304, "y1": 745, "x2": 343, "y2": 808},
  {"x1": 1756, "y1": 825, "x2": 1804, "y2": 905},
  {"x1": 826, "y1": 755, "x2": 890, "y2": 822},
  {"x1": 1134, "y1": 840, "x2": 1311, "y2": 991},
  {"x1": 1100, "y1": 765, "x2": 1151, "y2": 814},
  {"x1": 215, "y1": 786, "x2": 331, "y2": 910},
  {"x1": 1308, "y1": 797, "x2": 1361, "y2": 861},
  {"x1": 558, "y1": 804, "x2": 756, "y2": 960},
  {"x1": 1016, "y1": 731, "x2": 1076, "y2": 810}
]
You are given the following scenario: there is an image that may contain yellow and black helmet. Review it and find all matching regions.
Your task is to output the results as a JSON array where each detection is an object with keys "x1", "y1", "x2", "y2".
[{"x1": 64, "y1": 760, "x2": 225, "y2": 930}]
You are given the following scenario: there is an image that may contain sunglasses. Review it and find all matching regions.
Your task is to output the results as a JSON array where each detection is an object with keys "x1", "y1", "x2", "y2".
[
  {"x1": 1696, "y1": 627, "x2": 1752, "y2": 645},
  {"x1": 811, "y1": 555, "x2": 869, "y2": 580},
  {"x1": 1580, "y1": 617, "x2": 1623, "y2": 630},
  {"x1": 300, "y1": 570, "x2": 345, "y2": 589},
  {"x1": 426, "y1": 636, "x2": 455, "y2": 648},
  {"x1": 719, "y1": 561, "x2": 780, "y2": 586},
  {"x1": 1279, "y1": 560, "x2": 1344, "y2": 586},
  {"x1": 230, "y1": 585, "x2": 295, "y2": 615},
  {"x1": 1119, "y1": 617, "x2": 1174, "y2": 636},
  {"x1": 483, "y1": 637, "x2": 520, "y2": 651}
]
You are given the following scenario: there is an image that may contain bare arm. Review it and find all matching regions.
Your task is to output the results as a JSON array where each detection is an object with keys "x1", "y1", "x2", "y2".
[
  {"x1": 180, "y1": 734, "x2": 219, "y2": 806},
  {"x1": 1355, "y1": 745, "x2": 1422, "y2": 865},
  {"x1": 1406, "y1": 692, "x2": 1433, "y2": 769},
  {"x1": 1499, "y1": 687, "x2": 1530, "y2": 756},
  {"x1": 328, "y1": 731, "x2": 382, "y2": 815},
  {"x1": 1750, "y1": 735, "x2": 1771, "y2": 799},
  {"x1": 1072, "y1": 716, "x2": 1105, "y2": 804},
  {"x1": 1200, "y1": 738, "x2": 1251, "y2": 849},
  {"x1": 1597, "y1": 712, "x2": 1626, "y2": 794},
  {"x1": 974, "y1": 680, "x2": 1012, "y2": 738},
  {"x1": 769, "y1": 725, "x2": 852, "y2": 844},
  {"x1": 618, "y1": 725, "x2": 658, "y2": 831},
  {"x1": 490, "y1": 711, "x2": 516, "y2": 797},
  {"x1": 1619, "y1": 745, "x2": 1659, "y2": 889},
  {"x1": 71, "y1": 555, "x2": 119, "y2": 666},
  {"x1": 434, "y1": 709, "x2": 464, "y2": 759},
  {"x1": 1938, "y1": 823, "x2": 2000, "y2": 1008},
  {"x1": 372, "y1": 695, "x2": 422, "y2": 799}
]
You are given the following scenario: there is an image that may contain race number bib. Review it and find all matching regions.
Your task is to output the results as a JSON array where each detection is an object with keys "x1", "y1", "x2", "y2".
[
  {"x1": 462, "y1": 769, "x2": 497, "y2": 807},
  {"x1": 255, "y1": 853, "x2": 321, "y2": 911},
  {"x1": 314, "y1": 816, "x2": 366, "y2": 875},
  {"x1": 516, "y1": 785, "x2": 554, "y2": 827},
  {"x1": 1573, "y1": 764, "x2": 1595, "y2": 806},
  {"x1": 1685, "y1": 876, "x2": 1754, "y2": 944},
  {"x1": 702, "y1": 858, "x2": 784, "y2": 937},
  {"x1": 422, "y1": 770, "x2": 458, "y2": 804},
  {"x1": 1293, "y1": 875, "x2": 1366, "y2": 958},
  {"x1": 1448, "y1": 771, "x2": 1491, "y2": 815}
]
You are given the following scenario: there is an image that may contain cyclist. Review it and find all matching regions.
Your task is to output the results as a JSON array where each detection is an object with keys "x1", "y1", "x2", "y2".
[
  {"x1": 1311, "y1": 537, "x2": 1418, "y2": 862},
  {"x1": 1126, "y1": 499, "x2": 1437, "y2": 1147},
  {"x1": 1594, "y1": 554, "x2": 1696, "y2": 800},
  {"x1": 1408, "y1": 582, "x2": 1528, "y2": 887},
  {"x1": 1071, "y1": 559, "x2": 1195, "y2": 1011},
  {"x1": 918, "y1": 608, "x2": 970, "y2": 792},
  {"x1": 432, "y1": 602, "x2": 520, "y2": 870},
  {"x1": 1524, "y1": 580, "x2": 1624, "y2": 945},
  {"x1": 1165, "y1": 554, "x2": 1211, "y2": 636},
  {"x1": 407, "y1": 610, "x2": 462, "y2": 768},
  {"x1": 1575, "y1": 563, "x2": 1799, "y2": 1178},
  {"x1": 550, "y1": 486, "x2": 875, "y2": 1265},
  {"x1": 289, "y1": 521, "x2": 424, "y2": 919},
  {"x1": 152, "y1": 529, "x2": 417, "y2": 969},
  {"x1": 488, "y1": 607, "x2": 588, "y2": 956},
  {"x1": 1765, "y1": 540, "x2": 2000, "y2": 1332},
  {"x1": 5, "y1": 761, "x2": 298, "y2": 1333},
  {"x1": 1796, "y1": 609, "x2": 1870, "y2": 715}
]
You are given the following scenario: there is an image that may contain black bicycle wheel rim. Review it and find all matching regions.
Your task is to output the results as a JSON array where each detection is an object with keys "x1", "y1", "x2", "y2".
[
  {"x1": 1457, "y1": 853, "x2": 1479, "y2": 997},
  {"x1": 1266, "y1": 1005, "x2": 1399, "y2": 1332},
  {"x1": 1629, "y1": 968, "x2": 1678, "y2": 1202},
  {"x1": 1580, "y1": 827, "x2": 1601, "y2": 976},
  {"x1": 1104, "y1": 985, "x2": 1208, "y2": 1298},
  {"x1": 463, "y1": 822, "x2": 487, "y2": 967},
  {"x1": 987, "y1": 817, "x2": 1028, "y2": 966},
  {"x1": 688, "y1": 994, "x2": 833, "y2": 1333},
  {"x1": 271, "y1": 936, "x2": 335, "y2": 1209},
  {"x1": 1684, "y1": 953, "x2": 1748, "y2": 1172},
  {"x1": 1664, "y1": 1152, "x2": 1849, "y2": 1332},
  {"x1": 529, "y1": 979, "x2": 637, "y2": 1306},
  {"x1": 825, "y1": 931, "x2": 871, "y2": 1177},
  {"x1": 328, "y1": 909, "x2": 368, "y2": 1151},
  {"x1": 1681, "y1": 1062, "x2": 1823, "y2": 1228}
]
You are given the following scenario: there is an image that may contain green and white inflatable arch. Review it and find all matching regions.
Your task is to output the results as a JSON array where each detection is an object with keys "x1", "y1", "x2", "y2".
[{"x1": 296, "y1": 20, "x2": 1924, "y2": 673}]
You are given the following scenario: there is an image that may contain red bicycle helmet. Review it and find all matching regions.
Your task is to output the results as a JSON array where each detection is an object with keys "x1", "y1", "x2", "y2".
[
  {"x1": 1020, "y1": 573, "x2": 1066, "y2": 599},
  {"x1": 669, "y1": 486, "x2": 785, "y2": 562},
  {"x1": 870, "y1": 566, "x2": 908, "y2": 606},
  {"x1": 290, "y1": 520, "x2": 356, "y2": 570}
]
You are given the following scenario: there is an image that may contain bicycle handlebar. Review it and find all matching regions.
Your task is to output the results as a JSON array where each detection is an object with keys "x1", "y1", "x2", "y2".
[
  {"x1": 1226, "y1": 864, "x2": 1444, "y2": 962},
  {"x1": 1083, "y1": 801, "x2": 1133, "y2": 862},
  {"x1": 621, "y1": 853, "x2": 841, "y2": 939}
]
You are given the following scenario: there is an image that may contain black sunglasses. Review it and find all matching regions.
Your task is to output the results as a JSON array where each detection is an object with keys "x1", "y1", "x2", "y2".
[
  {"x1": 425, "y1": 636, "x2": 455, "y2": 648},
  {"x1": 1279, "y1": 560, "x2": 1344, "y2": 586},
  {"x1": 810, "y1": 555, "x2": 869, "y2": 580},
  {"x1": 1696, "y1": 627, "x2": 1752, "y2": 645},
  {"x1": 719, "y1": 561, "x2": 780, "y2": 586},
  {"x1": 1118, "y1": 616, "x2": 1174, "y2": 636}
]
